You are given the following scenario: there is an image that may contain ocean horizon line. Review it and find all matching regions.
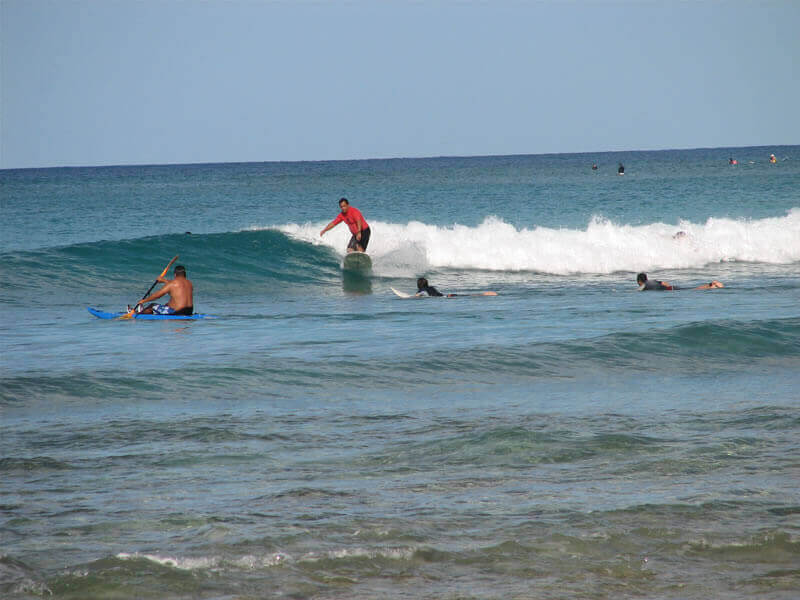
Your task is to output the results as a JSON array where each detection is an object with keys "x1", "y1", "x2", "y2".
[{"x1": 2, "y1": 143, "x2": 795, "y2": 173}]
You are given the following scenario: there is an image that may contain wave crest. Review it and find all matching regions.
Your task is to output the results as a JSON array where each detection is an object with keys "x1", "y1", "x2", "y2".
[{"x1": 278, "y1": 210, "x2": 800, "y2": 274}]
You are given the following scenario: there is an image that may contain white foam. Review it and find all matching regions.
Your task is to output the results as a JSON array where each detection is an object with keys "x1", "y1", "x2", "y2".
[
  {"x1": 232, "y1": 553, "x2": 286, "y2": 569},
  {"x1": 275, "y1": 209, "x2": 800, "y2": 275},
  {"x1": 116, "y1": 551, "x2": 288, "y2": 571},
  {"x1": 297, "y1": 546, "x2": 415, "y2": 562},
  {"x1": 116, "y1": 552, "x2": 218, "y2": 570}
]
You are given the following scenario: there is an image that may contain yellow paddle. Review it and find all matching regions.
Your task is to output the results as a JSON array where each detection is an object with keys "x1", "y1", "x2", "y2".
[{"x1": 118, "y1": 255, "x2": 179, "y2": 320}]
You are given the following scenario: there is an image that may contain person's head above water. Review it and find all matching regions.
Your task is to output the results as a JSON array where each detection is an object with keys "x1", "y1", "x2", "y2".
[
  {"x1": 339, "y1": 197, "x2": 349, "y2": 213},
  {"x1": 417, "y1": 277, "x2": 429, "y2": 290},
  {"x1": 636, "y1": 272, "x2": 648, "y2": 285}
]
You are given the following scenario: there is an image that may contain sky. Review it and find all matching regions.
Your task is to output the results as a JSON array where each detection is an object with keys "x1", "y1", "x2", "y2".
[{"x1": 2, "y1": 0, "x2": 799, "y2": 169}]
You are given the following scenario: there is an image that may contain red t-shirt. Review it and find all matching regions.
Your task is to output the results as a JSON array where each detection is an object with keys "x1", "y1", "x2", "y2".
[{"x1": 332, "y1": 206, "x2": 369, "y2": 235}]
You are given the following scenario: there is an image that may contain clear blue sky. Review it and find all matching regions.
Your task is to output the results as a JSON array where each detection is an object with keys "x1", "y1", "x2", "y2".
[{"x1": 2, "y1": 0, "x2": 798, "y2": 169}]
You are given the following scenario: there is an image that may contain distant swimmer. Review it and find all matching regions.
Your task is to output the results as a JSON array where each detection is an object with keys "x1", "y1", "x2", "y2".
[
  {"x1": 673, "y1": 231, "x2": 688, "y2": 239},
  {"x1": 134, "y1": 265, "x2": 194, "y2": 315},
  {"x1": 729, "y1": 157, "x2": 738, "y2": 165},
  {"x1": 618, "y1": 163, "x2": 625, "y2": 175},
  {"x1": 770, "y1": 153, "x2": 777, "y2": 163},
  {"x1": 592, "y1": 163, "x2": 598, "y2": 170},
  {"x1": 636, "y1": 272, "x2": 724, "y2": 291},
  {"x1": 320, "y1": 197, "x2": 371, "y2": 253}
]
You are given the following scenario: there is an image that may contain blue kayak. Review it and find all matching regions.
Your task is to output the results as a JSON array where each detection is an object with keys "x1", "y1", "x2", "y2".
[{"x1": 87, "y1": 307, "x2": 214, "y2": 320}]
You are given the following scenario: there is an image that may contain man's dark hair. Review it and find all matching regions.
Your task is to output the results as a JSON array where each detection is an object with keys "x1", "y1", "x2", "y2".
[
  {"x1": 175, "y1": 265, "x2": 187, "y2": 277},
  {"x1": 636, "y1": 272, "x2": 647, "y2": 285},
  {"x1": 339, "y1": 197, "x2": 349, "y2": 206},
  {"x1": 417, "y1": 277, "x2": 428, "y2": 290}
]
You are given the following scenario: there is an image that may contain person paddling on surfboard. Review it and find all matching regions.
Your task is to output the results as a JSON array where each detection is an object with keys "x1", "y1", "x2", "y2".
[
  {"x1": 414, "y1": 277, "x2": 497, "y2": 298},
  {"x1": 636, "y1": 272, "x2": 724, "y2": 291},
  {"x1": 416, "y1": 277, "x2": 444, "y2": 296},
  {"x1": 134, "y1": 265, "x2": 194, "y2": 315},
  {"x1": 320, "y1": 197, "x2": 371, "y2": 253}
]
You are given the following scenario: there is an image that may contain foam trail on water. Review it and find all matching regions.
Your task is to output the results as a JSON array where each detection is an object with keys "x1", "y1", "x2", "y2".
[{"x1": 276, "y1": 209, "x2": 800, "y2": 275}]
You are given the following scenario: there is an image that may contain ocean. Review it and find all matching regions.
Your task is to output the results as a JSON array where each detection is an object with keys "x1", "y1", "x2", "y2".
[{"x1": 1, "y1": 146, "x2": 798, "y2": 599}]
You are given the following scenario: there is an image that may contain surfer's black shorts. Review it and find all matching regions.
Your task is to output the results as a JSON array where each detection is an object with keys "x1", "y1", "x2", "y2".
[{"x1": 347, "y1": 227, "x2": 371, "y2": 251}]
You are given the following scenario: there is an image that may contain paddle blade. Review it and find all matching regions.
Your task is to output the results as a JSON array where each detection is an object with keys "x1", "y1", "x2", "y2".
[{"x1": 160, "y1": 255, "x2": 179, "y2": 278}]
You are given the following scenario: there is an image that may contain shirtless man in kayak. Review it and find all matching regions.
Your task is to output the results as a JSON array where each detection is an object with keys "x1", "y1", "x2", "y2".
[{"x1": 135, "y1": 265, "x2": 194, "y2": 315}]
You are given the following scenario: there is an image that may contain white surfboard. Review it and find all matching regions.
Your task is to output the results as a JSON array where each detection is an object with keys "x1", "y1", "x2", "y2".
[
  {"x1": 391, "y1": 287, "x2": 416, "y2": 298},
  {"x1": 342, "y1": 251, "x2": 372, "y2": 273}
]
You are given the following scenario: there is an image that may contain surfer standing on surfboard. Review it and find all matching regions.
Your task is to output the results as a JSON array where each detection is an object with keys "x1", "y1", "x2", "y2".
[
  {"x1": 134, "y1": 265, "x2": 194, "y2": 315},
  {"x1": 320, "y1": 198, "x2": 371, "y2": 253}
]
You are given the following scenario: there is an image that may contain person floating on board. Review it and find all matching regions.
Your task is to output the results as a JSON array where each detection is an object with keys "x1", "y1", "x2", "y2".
[
  {"x1": 133, "y1": 265, "x2": 194, "y2": 315},
  {"x1": 416, "y1": 277, "x2": 444, "y2": 296},
  {"x1": 729, "y1": 157, "x2": 738, "y2": 165},
  {"x1": 636, "y1": 272, "x2": 724, "y2": 291},
  {"x1": 770, "y1": 153, "x2": 777, "y2": 163},
  {"x1": 618, "y1": 163, "x2": 625, "y2": 175},
  {"x1": 320, "y1": 197, "x2": 371, "y2": 253},
  {"x1": 415, "y1": 277, "x2": 498, "y2": 297}
]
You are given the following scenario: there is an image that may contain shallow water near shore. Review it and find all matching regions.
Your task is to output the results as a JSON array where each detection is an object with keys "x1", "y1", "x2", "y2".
[{"x1": 1, "y1": 146, "x2": 799, "y2": 598}]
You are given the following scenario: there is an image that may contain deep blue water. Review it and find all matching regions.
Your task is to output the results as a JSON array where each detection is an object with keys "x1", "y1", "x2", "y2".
[{"x1": 1, "y1": 146, "x2": 799, "y2": 599}]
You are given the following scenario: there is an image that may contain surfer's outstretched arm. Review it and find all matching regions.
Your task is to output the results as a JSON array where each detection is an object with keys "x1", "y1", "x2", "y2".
[{"x1": 319, "y1": 221, "x2": 336, "y2": 236}]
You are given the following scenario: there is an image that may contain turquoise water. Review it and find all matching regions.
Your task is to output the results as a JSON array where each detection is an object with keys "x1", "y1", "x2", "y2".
[{"x1": 1, "y1": 146, "x2": 799, "y2": 599}]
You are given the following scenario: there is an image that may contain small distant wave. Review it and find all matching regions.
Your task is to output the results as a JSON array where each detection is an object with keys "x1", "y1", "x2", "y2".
[
  {"x1": 4, "y1": 318, "x2": 796, "y2": 406},
  {"x1": 358, "y1": 427, "x2": 664, "y2": 471},
  {"x1": 277, "y1": 209, "x2": 800, "y2": 274},
  {"x1": 0, "y1": 457, "x2": 73, "y2": 472},
  {"x1": 114, "y1": 546, "x2": 415, "y2": 573},
  {"x1": 116, "y1": 552, "x2": 226, "y2": 571}
]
